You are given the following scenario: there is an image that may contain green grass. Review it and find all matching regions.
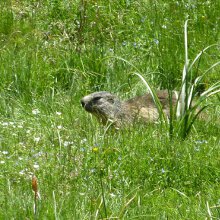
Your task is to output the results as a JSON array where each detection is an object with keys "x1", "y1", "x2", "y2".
[{"x1": 0, "y1": 1, "x2": 220, "y2": 219}]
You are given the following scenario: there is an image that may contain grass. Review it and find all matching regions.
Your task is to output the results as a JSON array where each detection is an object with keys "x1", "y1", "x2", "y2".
[
  {"x1": 0, "y1": 0, "x2": 220, "y2": 219},
  {"x1": 133, "y1": 20, "x2": 220, "y2": 140}
]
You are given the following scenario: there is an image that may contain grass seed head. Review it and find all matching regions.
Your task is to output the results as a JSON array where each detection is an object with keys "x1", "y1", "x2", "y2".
[{"x1": 32, "y1": 175, "x2": 38, "y2": 194}]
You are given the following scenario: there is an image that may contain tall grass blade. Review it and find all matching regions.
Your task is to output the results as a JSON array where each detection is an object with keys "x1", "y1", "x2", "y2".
[
  {"x1": 177, "y1": 20, "x2": 190, "y2": 119},
  {"x1": 185, "y1": 105, "x2": 209, "y2": 137},
  {"x1": 134, "y1": 72, "x2": 168, "y2": 124},
  {"x1": 192, "y1": 60, "x2": 220, "y2": 86},
  {"x1": 53, "y1": 191, "x2": 58, "y2": 220},
  {"x1": 188, "y1": 44, "x2": 218, "y2": 72}
]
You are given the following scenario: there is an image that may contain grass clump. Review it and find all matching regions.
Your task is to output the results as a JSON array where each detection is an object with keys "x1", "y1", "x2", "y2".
[{"x1": 134, "y1": 20, "x2": 220, "y2": 139}]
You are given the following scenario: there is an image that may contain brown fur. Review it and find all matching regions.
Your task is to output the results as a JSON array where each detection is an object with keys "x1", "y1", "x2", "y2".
[{"x1": 81, "y1": 91, "x2": 178, "y2": 128}]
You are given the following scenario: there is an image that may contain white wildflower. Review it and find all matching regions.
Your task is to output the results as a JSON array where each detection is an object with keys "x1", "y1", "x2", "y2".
[
  {"x1": 56, "y1": 111, "x2": 62, "y2": 116},
  {"x1": 19, "y1": 170, "x2": 25, "y2": 175},
  {"x1": 57, "y1": 125, "x2": 63, "y2": 129},
  {"x1": 33, "y1": 164, "x2": 40, "y2": 169},
  {"x1": 2, "y1": 151, "x2": 9, "y2": 155},
  {"x1": 34, "y1": 137, "x2": 40, "y2": 143},
  {"x1": 80, "y1": 138, "x2": 87, "y2": 144},
  {"x1": 63, "y1": 141, "x2": 73, "y2": 147},
  {"x1": 110, "y1": 193, "x2": 116, "y2": 198},
  {"x1": 32, "y1": 109, "x2": 40, "y2": 115},
  {"x1": 33, "y1": 152, "x2": 44, "y2": 157},
  {"x1": 2, "y1": 122, "x2": 9, "y2": 126}
]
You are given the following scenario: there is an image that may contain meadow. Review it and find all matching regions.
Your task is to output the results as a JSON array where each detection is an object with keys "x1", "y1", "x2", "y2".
[{"x1": 0, "y1": 0, "x2": 220, "y2": 219}]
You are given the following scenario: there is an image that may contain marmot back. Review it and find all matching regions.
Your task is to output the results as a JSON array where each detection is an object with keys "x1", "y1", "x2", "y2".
[{"x1": 81, "y1": 91, "x2": 178, "y2": 128}]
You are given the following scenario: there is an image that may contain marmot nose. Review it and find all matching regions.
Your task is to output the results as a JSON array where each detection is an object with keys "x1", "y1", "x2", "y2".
[{"x1": 81, "y1": 99, "x2": 85, "y2": 108}]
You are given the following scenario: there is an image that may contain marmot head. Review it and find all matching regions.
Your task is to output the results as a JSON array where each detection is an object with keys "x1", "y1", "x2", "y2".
[{"x1": 81, "y1": 91, "x2": 121, "y2": 124}]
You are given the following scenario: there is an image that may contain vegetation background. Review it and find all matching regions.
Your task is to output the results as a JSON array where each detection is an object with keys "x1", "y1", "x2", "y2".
[{"x1": 0, "y1": 0, "x2": 219, "y2": 219}]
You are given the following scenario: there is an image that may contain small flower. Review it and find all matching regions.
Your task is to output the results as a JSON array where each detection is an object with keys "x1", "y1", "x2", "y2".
[
  {"x1": 2, "y1": 122, "x2": 9, "y2": 126},
  {"x1": 63, "y1": 141, "x2": 69, "y2": 147},
  {"x1": 19, "y1": 142, "x2": 25, "y2": 146},
  {"x1": 19, "y1": 168, "x2": 29, "y2": 175},
  {"x1": 32, "y1": 109, "x2": 40, "y2": 115},
  {"x1": 141, "y1": 17, "x2": 146, "y2": 23},
  {"x1": 56, "y1": 111, "x2": 62, "y2": 116},
  {"x1": 122, "y1": 41, "x2": 127, "y2": 46},
  {"x1": 161, "y1": 168, "x2": 165, "y2": 174},
  {"x1": 34, "y1": 137, "x2": 40, "y2": 143},
  {"x1": 153, "y1": 39, "x2": 159, "y2": 45},
  {"x1": 110, "y1": 193, "x2": 116, "y2": 197},
  {"x1": 80, "y1": 138, "x2": 87, "y2": 144},
  {"x1": 57, "y1": 125, "x2": 63, "y2": 130},
  {"x1": 0, "y1": 161, "x2": 5, "y2": 164},
  {"x1": 90, "y1": 168, "x2": 96, "y2": 173},
  {"x1": 19, "y1": 170, "x2": 25, "y2": 175},
  {"x1": 2, "y1": 151, "x2": 9, "y2": 155},
  {"x1": 162, "y1": 25, "x2": 167, "y2": 29},
  {"x1": 33, "y1": 164, "x2": 40, "y2": 169},
  {"x1": 92, "y1": 147, "x2": 99, "y2": 153},
  {"x1": 195, "y1": 140, "x2": 208, "y2": 144},
  {"x1": 194, "y1": 147, "x2": 200, "y2": 152},
  {"x1": 63, "y1": 141, "x2": 73, "y2": 147},
  {"x1": 33, "y1": 152, "x2": 44, "y2": 157}
]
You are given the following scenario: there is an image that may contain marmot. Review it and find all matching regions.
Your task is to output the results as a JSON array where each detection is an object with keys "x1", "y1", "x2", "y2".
[{"x1": 81, "y1": 91, "x2": 178, "y2": 128}]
